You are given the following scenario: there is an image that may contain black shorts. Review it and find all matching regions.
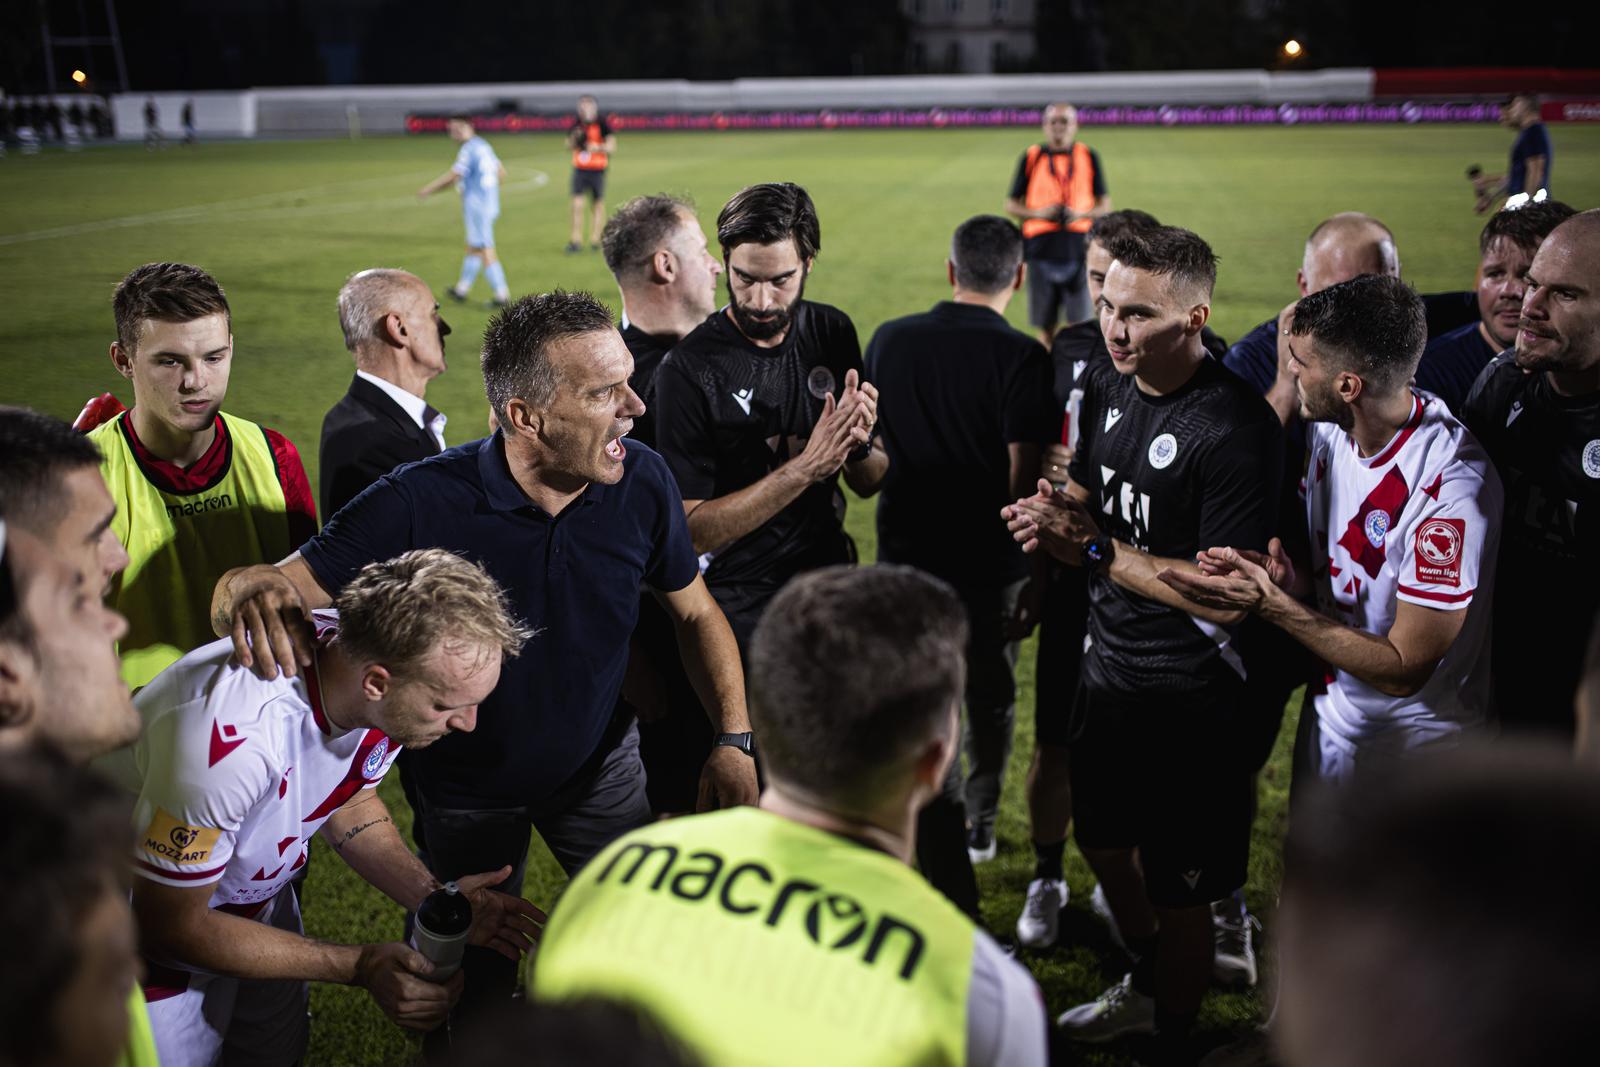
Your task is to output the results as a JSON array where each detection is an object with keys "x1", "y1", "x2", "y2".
[
  {"x1": 1026, "y1": 250, "x2": 1090, "y2": 329},
  {"x1": 571, "y1": 168, "x2": 607, "y2": 199},
  {"x1": 1067, "y1": 669, "x2": 1254, "y2": 907}
]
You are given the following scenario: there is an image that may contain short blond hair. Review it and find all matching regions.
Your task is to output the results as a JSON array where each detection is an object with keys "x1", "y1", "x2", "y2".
[{"x1": 335, "y1": 549, "x2": 531, "y2": 677}]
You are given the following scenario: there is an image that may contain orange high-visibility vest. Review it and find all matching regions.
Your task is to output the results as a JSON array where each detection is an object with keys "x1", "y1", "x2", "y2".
[
  {"x1": 1021, "y1": 142, "x2": 1096, "y2": 239},
  {"x1": 572, "y1": 122, "x2": 609, "y2": 171}
]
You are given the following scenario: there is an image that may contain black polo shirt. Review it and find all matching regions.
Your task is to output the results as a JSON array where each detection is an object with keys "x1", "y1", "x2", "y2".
[
  {"x1": 655, "y1": 301, "x2": 861, "y2": 618},
  {"x1": 866, "y1": 301, "x2": 1056, "y2": 585},
  {"x1": 299, "y1": 433, "x2": 698, "y2": 809},
  {"x1": 1417, "y1": 322, "x2": 1498, "y2": 415}
]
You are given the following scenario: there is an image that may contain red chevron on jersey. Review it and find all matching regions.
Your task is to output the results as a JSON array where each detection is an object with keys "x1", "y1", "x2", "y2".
[
  {"x1": 1335, "y1": 467, "x2": 1409, "y2": 579},
  {"x1": 303, "y1": 730, "x2": 391, "y2": 822},
  {"x1": 209, "y1": 720, "x2": 247, "y2": 767}
]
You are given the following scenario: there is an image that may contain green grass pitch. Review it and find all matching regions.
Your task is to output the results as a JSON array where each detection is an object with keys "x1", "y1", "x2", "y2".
[{"x1": 3, "y1": 123, "x2": 1596, "y2": 1065}]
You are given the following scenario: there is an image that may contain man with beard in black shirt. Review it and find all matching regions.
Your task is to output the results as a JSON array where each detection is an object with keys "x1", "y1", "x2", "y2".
[
  {"x1": 1464, "y1": 209, "x2": 1600, "y2": 738},
  {"x1": 656, "y1": 182, "x2": 887, "y2": 651},
  {"x1": 601, "y1": 196, "x2": 728, "y2": 812},
  {"x1": 1005, "y1": 226, "x2": 1281, "y2": 1057}
]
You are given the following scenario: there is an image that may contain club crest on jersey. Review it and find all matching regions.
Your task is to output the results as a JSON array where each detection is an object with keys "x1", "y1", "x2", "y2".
[
  {"x1": 807, "y1": 366, "x2": 835, "y2": 400},
  {"x1": 1147, "y1": 433, "x2": 1179, "y2": 470},
  {"x1": 1415, "y1": 518, "x2": 1465, "y2": 587},
  {"x1": 1583, "y1": 439, "x2": 1600, "y2": 479},
  {"x1": 362, "y1": 738, "x2": 390, "y2": 781},
  {"x1": 1363, "y1": 509, "x2": 1389, "y2": 549}
]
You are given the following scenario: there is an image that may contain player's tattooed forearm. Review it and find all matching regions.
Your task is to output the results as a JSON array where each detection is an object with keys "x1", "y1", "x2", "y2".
[{"x1": 333, "y1": 816, "x2": 392, "y2": 852}]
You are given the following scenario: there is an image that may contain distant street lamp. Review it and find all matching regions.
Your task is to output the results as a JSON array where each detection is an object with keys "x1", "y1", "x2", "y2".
[
  {"x1": 1282, "y1": 39, "x2": 1304, "y2": 59},
  {"x1": 71, "y1": 69, "x2": 88, "y2": 84}
]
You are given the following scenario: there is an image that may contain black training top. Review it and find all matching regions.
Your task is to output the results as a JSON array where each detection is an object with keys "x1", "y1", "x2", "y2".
[
  {"x1": 621, "y1": 322, "x2": 678, "y2": 450},
  {"x1": 1462, "y1": 353, "x2": 1599, "y2": 727},
  {"x1": 1417, "y1": 322, "x2": 1498, "y2": 416},
  {"x1": 655, "y1": 301, "x2": 862, "y2": 606},
  {"x1": 866, "y1": 301, "x2": 1057, "y2": 585},
  {"x1": 1509, "y1": 123, "x2": 1553, "y2": 194},
  {"x1": 1069, "y1": 355, "x2": 1282, "y2": 694},
  {"x1": 299, "y1": 434, "x2": 698, "y2": 809}
]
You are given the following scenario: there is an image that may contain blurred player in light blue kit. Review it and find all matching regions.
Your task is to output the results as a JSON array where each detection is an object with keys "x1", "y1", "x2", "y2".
[{"x1": 419, "y1": 115, "x2": 511, "y2": 307}]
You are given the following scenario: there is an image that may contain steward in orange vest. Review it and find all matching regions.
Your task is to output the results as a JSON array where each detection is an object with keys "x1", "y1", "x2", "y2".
[{"x1": 1004, "y1": 104, "x2": 1109, "y2": 340}]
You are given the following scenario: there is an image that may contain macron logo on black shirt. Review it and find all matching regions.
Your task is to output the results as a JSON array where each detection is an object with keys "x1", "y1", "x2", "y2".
[{"x1": 731, "y1": 388, "x2": 753, "y2": 416}]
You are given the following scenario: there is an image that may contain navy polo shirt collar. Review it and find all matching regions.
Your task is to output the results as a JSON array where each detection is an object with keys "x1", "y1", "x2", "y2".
[{"x1": 475, "y1": 431, "x2": 608, "y2": 515}]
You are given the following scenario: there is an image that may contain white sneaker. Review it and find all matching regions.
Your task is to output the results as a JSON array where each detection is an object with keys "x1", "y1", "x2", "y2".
[
  {"x1": 1015, "y1": 878, "x2": 1067, "y2": 947},
  {"x1": 1088, "y1": 883, "x2": 1128, "y2": 952},
  {"x1": 1056, "y1": 973, "x2": 1156, "y2": 1042},
  {"x1": 1212, "y1": 902, "x2": 1261, "y2": 987}
]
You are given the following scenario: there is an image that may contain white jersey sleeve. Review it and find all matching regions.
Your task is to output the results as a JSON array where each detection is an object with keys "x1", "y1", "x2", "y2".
[
  {"x1": 1395, "y1": 456, "x2": 1501, "y2": 612},
  {"x1": 130, "y1": 658, "x2": 277, "y2": 889},
  {"x1": 451, "y1": 140, "x2": 474, "y2": 179},
  {"x1": 966, "y1": 929, "x2": 1048, "y2": 1067}
]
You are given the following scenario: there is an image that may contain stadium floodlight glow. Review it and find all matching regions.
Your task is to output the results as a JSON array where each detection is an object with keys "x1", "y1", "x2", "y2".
[
  {"x1": 71, "y1": 69, "x2": 88, "y2": 84},
  {"x1": 1283, "y1": 39, "x2": 1303, "y2": 58}
]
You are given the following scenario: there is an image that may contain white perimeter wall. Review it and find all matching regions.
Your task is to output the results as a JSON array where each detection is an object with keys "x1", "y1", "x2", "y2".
[{"x1": 112, "y1": 69, "x2": 1376, "y2": 141}]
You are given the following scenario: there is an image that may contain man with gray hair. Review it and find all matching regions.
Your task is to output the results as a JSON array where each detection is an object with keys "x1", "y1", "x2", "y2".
[
  {"x1": 319, "y1": 268, "x2": 452, "y2": 519},
  {"x1": 864, "y1": 214, "x2": 1057, "y2": 915}
]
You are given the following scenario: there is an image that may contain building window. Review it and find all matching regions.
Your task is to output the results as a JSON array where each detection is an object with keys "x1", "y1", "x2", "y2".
[
  {"x1": 946, "y1": 39, "x2": 961, "y2": 70},
  {"x1": 947, "y1": 0, "x2": 963, "y2": 13},
  {"x1": 992, "y1": 40, "x2": 1007, "y2": 70},
  {"x1": 992, "y1": 0, "x2": 1008, "y2": 13}
]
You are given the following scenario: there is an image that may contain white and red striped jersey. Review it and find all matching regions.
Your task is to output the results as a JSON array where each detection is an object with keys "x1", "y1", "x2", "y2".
[
  {"x1": 1303, "y1": 390, "x2": 1503, "y2": 756},
  {"x1": 114, "y1": 614, "x2": 400, "y2": 914}
]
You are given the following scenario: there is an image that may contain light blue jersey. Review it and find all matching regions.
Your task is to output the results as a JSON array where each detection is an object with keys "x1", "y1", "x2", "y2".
[{"x1": 452, "y1": 136, "x2": 502, "y2": 213}]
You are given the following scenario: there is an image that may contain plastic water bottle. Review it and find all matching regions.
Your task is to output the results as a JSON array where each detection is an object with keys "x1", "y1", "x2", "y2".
[{"x1": 411, "y1": 882, "x2": 472, "y2": 981}]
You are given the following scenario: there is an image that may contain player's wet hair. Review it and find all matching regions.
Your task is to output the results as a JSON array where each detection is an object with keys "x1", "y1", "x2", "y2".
[
  {"x1": 716, "y1": 182, "x2": 820, "y2": 263},
  {"x1": 602, "y1": 194, "x2": 695, "y2": 279},
  {"x1": 113, "y1": 261, "x2": 230, "y2": 355},
  {"x1": 0, "y1": 745, "x2": 132, "y2": 1066},
  {"x1": 481, "y1": 289, "x2": 614, "y2": 418},
  {"x1": 1088, "y1": 209, "x2": 1160, "y2": 249},
  {"x1": 0, "y1": 406, "x2": 103, "y2": 534},
  {"x1": 949, "y1": 214, "x2": 1023, "y2": 294},
  {"x1": 337, "y1": 268, "x2": 425, "y2": 353},
  {"x1": 336, "y1": 548, "x2": 530, "y2": 682},
  {"x1": 1479, "y1": 199, "x2": 1577, "y2": 256},
  {"x1": 1102, "y1": 225, "x2": 1218, "y2": 303},
  {"x1": 1280, "y1": 743, "x2": 1600, "y2": 1067},
  {"x1": 1290, "y1": 274, "x2": 1426, "y2": 391},
  {"x1": 749, "y1": 565, "x2": 968, "y2": 814}
]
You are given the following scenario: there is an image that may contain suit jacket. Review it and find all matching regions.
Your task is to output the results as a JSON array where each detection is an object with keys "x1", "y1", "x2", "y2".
[{"x1": 319, "y1": 375, "x2": 441, "y2": 521}]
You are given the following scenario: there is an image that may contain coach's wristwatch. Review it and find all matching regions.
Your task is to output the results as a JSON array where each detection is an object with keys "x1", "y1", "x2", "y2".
[
  {"x1": 715, "y1": 732, "x2": 756, "y2": 757},
  {"x1": 1083, "y1": 535, "x2": 1114, "y2": 572}
]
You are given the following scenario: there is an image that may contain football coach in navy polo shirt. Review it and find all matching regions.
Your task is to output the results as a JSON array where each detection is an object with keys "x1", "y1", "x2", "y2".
[{"x1": 209, "y1": 289, "x2": 758, "y2": 1020}]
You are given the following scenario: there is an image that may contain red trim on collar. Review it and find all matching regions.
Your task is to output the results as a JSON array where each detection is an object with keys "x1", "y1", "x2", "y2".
[
  {"x1": 122, "y1": 413, "x2": 230, "y2": 491},
  {"x1": 1363, "y1": 392, "x2": 1425, "y2": 468}
]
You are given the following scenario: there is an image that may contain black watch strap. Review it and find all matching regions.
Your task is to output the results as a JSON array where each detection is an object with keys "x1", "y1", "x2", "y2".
[
  {"x1": 1083, "y1": 536, "x2": 1114, "y2": 571},
  {"x1": 715, "y1": 732, "x2": 755, "y2": 757}
]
